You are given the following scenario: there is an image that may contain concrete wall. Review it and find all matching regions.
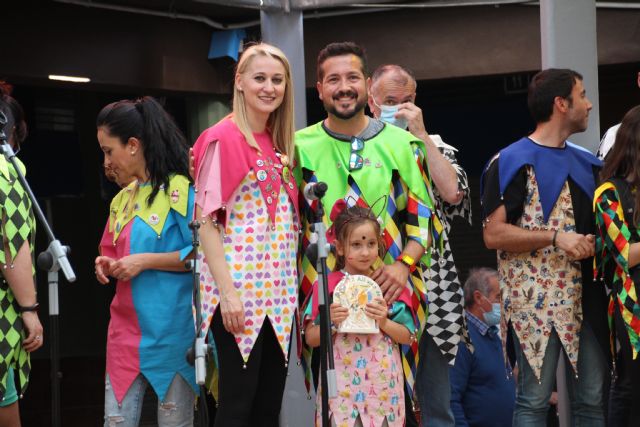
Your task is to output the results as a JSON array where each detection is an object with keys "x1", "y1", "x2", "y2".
[
  {"x1": 2, "y1": 0, "x2": 234, "y2": 94},
  {"x1": 302, "y1": 5, "x2": 640, "y2": 84},
  {"x1": 3, "y1": 4, "x2": 639, "y2": 93}
]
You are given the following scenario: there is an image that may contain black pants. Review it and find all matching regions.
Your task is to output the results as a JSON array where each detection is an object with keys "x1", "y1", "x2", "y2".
[
  {"x1": 212, "y1": 310, "x2": 289, "y2": 427},
  {"x1": 607, "y1": 308, "x2": 640, "y2": 427}
]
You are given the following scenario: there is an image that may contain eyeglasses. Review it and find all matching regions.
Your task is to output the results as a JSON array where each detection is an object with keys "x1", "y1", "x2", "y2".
[{"x1": 349, "y1": 136, "x2": 364, "y2": 171}]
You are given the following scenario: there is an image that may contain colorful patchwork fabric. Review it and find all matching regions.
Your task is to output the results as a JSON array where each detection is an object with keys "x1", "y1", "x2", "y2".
[
  {"x1": 0, "y1": 156, "x2": 35, "y2": 401},
  {"x1": 99, "y1": 175, "x2": 197, "y2": 404},
  {"x1": 295, "y1": 121, "x2": 439, "y2": 399},
  {"x1": 594, "y1": 181, "x2": 640, "y2": 359},
  {"x1": 497, "y1": 167, "x2": 583, "y2": 381}
]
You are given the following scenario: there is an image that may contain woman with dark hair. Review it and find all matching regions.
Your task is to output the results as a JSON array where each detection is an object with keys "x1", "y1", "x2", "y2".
[
  {"x1": 594, "y1": 104, "x2": 640, "y2": 427},
  {"x1": 94, "y1": 96, "x2": 197, "y2": 426},
  {"x1": 0, "y1": 82, "x2": 43, "y2": 427}
]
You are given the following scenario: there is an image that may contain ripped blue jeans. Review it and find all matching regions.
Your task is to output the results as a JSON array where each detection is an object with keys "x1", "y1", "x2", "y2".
[{"x1": 104, "y1": 374, "x2": 195, "y2": 427}]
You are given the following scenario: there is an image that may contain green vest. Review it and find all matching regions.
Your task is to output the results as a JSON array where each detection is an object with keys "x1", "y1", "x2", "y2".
[{"x1": 294, "y1": 121, "x2": 434, "y2": 222}]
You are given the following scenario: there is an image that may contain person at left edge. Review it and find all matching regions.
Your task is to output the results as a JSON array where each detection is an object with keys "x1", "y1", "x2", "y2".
[
  {"x1": 191, "y1": 43, "x2": 299, "y2": 427},
  {"x1": 0, "y1": 82, "x2": 43, "y2": 427},
  {"x1": 95, "y1": 96, "x2": 197, "y2": 427}
]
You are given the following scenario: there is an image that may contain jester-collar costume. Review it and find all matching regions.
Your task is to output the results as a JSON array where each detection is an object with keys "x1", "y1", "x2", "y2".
[
  {"x1": 192, "y1": 117, "x2": 300, "y2": 364},
  {"x1": 594, "y1": 178, "x2": 640, "y2": 359},
  {"x1": 304, "y1": 271, "x2": 416, "y2": 427},
  {"x1": 99, "y1": 174, "x2": 197, "y2": 404},
  {"x1": 480, "y1": 137, "x2": 608, "y2": 381},
  {"x1": 0, "y1": 156, "x2": 35, "y2": 401},
  {"x1": 294, "y1": 118, "x2": 441, "y2": 397}
]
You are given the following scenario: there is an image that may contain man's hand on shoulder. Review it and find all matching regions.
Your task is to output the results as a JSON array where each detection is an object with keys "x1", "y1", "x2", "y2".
[{"x1": 371, "y1": 262, "x2": 410, "y2": 304}]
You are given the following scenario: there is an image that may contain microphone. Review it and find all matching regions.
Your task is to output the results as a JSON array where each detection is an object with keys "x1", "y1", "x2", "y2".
[
  {"x1": 303, "y1": 182, "x2": 328, "y2": 201},
  {"x1": 305, "y1": 243, "x2": 318, "y2": 266}
]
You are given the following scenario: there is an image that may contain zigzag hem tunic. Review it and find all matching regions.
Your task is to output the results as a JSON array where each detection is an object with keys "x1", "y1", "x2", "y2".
[
  {"x1": 192, "y1": 117, "x2": 300, "y2": 363},
  {"x1": 99, "y1": 175, "x2": 197, "y2": 404},
  {"x1": 480, "y1": 137, "x2": 607, "y2": 381}
]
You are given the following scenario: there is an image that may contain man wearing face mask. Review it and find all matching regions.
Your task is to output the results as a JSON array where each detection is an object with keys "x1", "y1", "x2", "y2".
[
  {"x1": 449, "y1": 268, "x2": 515, "y2": 427},
  {"x1": 368, "y1": 64, "x2": 471, "y2": 427}
]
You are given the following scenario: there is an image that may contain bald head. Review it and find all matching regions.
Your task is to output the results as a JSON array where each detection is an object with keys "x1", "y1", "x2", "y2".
[
  {"x1": 368, "y1": 64, "x2": 417, "y2": 118},
  {"x1": 371, "y1": 65, "x2": 416, "y2": 91}
]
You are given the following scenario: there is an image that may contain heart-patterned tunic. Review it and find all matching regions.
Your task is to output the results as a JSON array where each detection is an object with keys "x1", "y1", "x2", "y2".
[{"x1": 193, "y1": 117, "x2": 300, "y2": 362}]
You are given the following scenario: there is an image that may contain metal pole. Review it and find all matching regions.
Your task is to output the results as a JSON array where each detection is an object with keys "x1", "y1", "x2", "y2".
[
  {"x1": 540, "y1": 0, "x2": 600, "y2": 153},
  {"x1": 539, "y1": 3, "x2": 600, "y2": 424},
  {"x1": 260, "y1": 9, "x2": 308, "y2": 130},
  {"x1": 49, "y1": 270, "x2": 61, "y2": 427}
]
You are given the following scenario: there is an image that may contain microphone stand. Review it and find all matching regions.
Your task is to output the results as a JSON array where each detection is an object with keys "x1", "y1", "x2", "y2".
[
  {"x1": 185, "y1": 219, "x2": 209, "y2": 427},
  {"x1": 0, "y1": 111, "x2": 76, "y2": 427},
  {"x1": 309, "y1": 188, "x2": 337, "y2": 427}
]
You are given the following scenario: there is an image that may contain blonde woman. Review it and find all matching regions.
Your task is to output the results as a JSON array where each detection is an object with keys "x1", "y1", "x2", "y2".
[{"x1": 192, "y1": 43, "x2": 299, "y2": 427}]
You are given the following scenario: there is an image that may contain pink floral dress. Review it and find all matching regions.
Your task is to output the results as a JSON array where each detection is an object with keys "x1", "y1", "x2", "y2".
[{"x1": 305, "y1": 271, "x2": 415, "y2": 427}]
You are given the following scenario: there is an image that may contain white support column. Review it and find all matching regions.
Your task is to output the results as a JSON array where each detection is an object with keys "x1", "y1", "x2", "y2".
[
  {"x1": 540, "y1": 0, "x2": 600, "y2": 152},
  {"x1": 260, "y1": 14, "x2": 314, "y2": 427},
  {"x1": 260, "y1": 9, "x2": 308, "y2": 130},
  {"x1": 540, "y1": 4, "x2": 600, "y2": 426}
]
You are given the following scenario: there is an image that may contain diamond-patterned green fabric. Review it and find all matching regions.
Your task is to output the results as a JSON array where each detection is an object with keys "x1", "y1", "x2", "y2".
[{"x1": 0, "y1": 156, "x2": 35, "y2": 401}]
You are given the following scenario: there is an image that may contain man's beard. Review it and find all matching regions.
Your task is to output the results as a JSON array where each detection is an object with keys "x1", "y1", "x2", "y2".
[
  {"x1": 569, "y1": 111, "x2": 589, "y2": 134},
  {"x1": 324, "y1": 90, "x2": 367, "y2": 120}
]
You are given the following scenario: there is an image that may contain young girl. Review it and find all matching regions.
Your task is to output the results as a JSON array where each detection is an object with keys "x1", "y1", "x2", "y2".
[{"x1": 305, "y1": 200, "x2": 416, "y2": 427}]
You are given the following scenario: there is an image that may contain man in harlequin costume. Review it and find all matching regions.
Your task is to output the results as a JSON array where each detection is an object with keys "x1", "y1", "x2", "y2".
[
  {"x1": 368, "y1": 64, "x2": 472, "y2": 427},
  {"x1": 294, "y1": 41, "x2": 441, "y2": 416},
  {"x1": 0, "y1": 83, "x2": 43, "y2": 425},
  {"x1": 481, "y1": 68, "x2": 609, "y2": 425}
]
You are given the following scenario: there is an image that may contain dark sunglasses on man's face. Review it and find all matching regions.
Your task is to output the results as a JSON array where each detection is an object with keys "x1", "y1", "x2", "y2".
[{"x1": 349, "y1": 136, "x2": 364, "y2": 171}]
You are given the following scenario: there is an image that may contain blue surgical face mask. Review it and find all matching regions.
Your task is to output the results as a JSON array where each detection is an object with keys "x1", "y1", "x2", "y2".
[
  {"x1": 481, "y1": 295, "x2": 501, "y2": 326},
  {"x1": 372, "y1": 97, "x2": 408, "y2": 130}
]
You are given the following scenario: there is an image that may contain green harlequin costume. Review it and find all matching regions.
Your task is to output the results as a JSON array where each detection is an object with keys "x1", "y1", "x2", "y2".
[
  {"x1": 0, "y1": 155, "x2": 36, "y2": 401},
  {"x1": 295, "y1": 120, "x2": 443, "y2": 397}
]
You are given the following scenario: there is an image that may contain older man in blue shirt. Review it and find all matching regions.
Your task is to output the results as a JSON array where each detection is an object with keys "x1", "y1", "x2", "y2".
[{"x1": 449, "y1": 268, "x2": 515, "y2": 427}]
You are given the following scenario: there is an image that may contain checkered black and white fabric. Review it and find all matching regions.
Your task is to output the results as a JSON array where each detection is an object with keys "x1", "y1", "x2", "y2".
[{"x1": 422, "y1": 136, "x2": 472, "y2": 365}]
